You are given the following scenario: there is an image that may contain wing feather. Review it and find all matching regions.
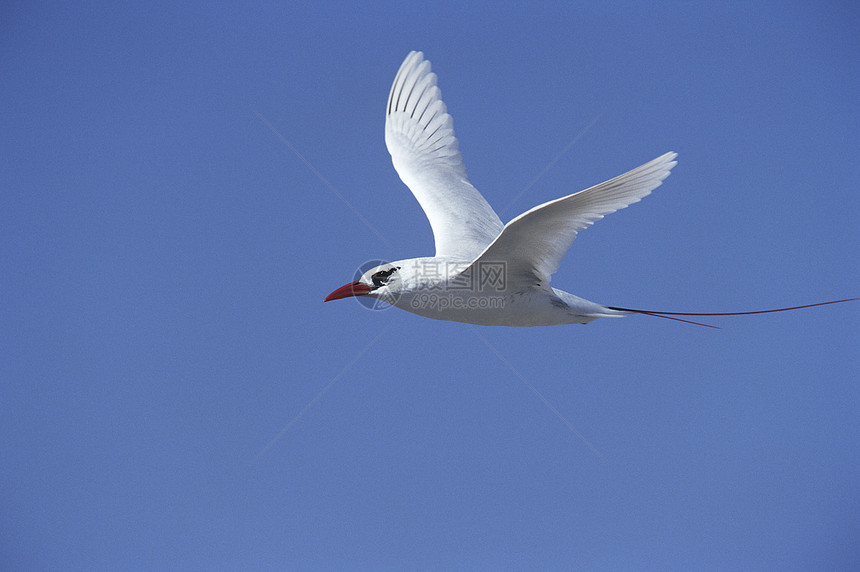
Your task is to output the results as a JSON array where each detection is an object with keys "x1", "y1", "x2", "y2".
[
  {"x1": 385, "y1": 51, "x2": 503, "y2": 260},
  {"x1": 464, "y1": 152, "x2": 678, "y2": 288}
]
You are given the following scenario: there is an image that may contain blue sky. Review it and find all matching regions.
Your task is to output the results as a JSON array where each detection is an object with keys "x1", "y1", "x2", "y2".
[{"x1": 2, "y1": 2, "x2": 858, "y2": 569}]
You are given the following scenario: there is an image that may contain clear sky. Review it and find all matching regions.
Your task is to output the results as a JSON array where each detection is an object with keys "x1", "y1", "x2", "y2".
[{"x1": 2, "y1": 2, "x2": 858, "y2": 569}]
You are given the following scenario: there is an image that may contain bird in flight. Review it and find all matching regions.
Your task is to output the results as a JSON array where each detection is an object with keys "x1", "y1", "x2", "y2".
[{"x1": 325, "y1": 51, "x2": 855, "y2": 327}]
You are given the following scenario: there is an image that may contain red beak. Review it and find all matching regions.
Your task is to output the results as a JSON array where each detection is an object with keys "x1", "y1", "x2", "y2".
[{"x1": 324, "y1": 281, "x2": 373, "y2": 302}]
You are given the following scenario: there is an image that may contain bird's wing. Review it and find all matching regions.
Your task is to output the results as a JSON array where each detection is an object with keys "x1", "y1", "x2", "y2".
[
  {"x1": 385, "y1": 51, "x2": 503, "y2": 260},
  {"x1": 462, "y1": 152, "x2": 677, "y2": 290}
]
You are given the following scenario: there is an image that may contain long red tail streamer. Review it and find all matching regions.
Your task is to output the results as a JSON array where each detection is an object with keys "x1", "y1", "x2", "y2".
[{"x1": 607, "y1": 298, "x2": 859, "y2": 329}]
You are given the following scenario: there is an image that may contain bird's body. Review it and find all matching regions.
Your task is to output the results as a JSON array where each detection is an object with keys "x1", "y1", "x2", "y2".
[
  {"x1": 326, "y1": 51, "x2": 676, "y2": 326},
  {"x1": 368, "y1": 256, "x2": 625, "y2": 326}
]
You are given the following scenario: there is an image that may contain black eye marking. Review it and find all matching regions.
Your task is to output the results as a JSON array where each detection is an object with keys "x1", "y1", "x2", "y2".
[{"x1": 371, "y1": 267, "x2": 399, "y2": 288}]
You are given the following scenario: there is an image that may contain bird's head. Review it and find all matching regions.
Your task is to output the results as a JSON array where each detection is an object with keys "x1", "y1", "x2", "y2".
[{"x1": 324, "y1": 262, "x2": 403, "y2": 303}]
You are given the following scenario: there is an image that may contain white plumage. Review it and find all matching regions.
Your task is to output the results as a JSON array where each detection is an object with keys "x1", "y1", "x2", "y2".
[
  {"x1": 326, "y1": 51, "x2": 678, "y2": 326},
  {"x1": 385, "y1": 51, "x2": 504, "y2": 261}
]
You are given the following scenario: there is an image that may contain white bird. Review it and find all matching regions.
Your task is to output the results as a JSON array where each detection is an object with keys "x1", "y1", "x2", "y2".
[
  {"x1": 324, "y1": 50, "x2": 672, "y2": 327},
  {"x1": 325, "y1": 51, "x2": 855, "y2": 327}
]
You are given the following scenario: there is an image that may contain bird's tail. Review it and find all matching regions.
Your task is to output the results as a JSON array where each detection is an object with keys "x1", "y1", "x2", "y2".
[{"x1": 607, "y1": 298, "x2": 859, "y2": 329}]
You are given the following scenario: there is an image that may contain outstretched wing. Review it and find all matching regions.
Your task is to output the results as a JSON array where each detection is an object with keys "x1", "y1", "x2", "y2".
[
  {"x1": 464, "y1": 152, "x2": 678, "y2": 289},
  {"x1": 385, "y1": 51, "x2": 503, "y2": 260}
]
